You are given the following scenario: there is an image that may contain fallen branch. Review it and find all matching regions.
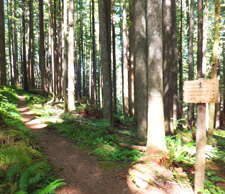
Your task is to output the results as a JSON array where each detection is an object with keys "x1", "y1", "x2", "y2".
[{"x1": 119, "y1": 143, "x2": 147, "y2": 152}]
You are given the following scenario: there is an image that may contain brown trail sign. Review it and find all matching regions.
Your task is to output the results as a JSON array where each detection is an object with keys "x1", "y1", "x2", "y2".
[
  {"x1": 184, "y1": 79, "x2": 219, "y2": 103},
  {"x1": 183, "y1": 78, "x2": 219, "y2": 194}
]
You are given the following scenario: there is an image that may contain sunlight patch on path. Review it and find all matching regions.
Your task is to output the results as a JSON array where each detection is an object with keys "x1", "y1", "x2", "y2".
[{"x1": 18, "y1": 96, "x2": 47, "y2": 132}]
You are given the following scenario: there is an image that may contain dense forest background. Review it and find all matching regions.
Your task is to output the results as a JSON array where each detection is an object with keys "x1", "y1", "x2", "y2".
[{"x1": 1, "y1": 0, "x2": 225, "y2": 146}]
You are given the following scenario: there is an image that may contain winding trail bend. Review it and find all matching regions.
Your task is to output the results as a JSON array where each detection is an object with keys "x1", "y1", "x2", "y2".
[
  {"x1": 17, "y1": 96, "x2": 193, "y2": 194},
  {"x1": 17, "y1": 96, "x2": 145, "y2": 194}
]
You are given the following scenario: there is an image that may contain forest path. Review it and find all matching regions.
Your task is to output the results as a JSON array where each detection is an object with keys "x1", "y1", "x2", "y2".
[{"x1": 17, "y1": 96, "x2": 193, "y2": 194}]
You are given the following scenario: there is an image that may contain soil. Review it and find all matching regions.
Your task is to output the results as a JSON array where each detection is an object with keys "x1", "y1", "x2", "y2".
[{"x1": 17, "y1": 96, "x2": 194, "y2": 194}]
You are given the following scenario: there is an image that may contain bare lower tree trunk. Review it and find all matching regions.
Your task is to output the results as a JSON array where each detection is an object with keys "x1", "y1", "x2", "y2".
[
  {"x1": 22, "y1": 0, "x2": 28, "y2": 91},
  {"x1": 112, "y1": 0, "x2": 117, "y2": 114},
  {"x1": 163, "y1": 0, "x2": 177, "y2": 134},
  {"x1": 39, "y1": 0, "x2": 47, "y2": 94},
  {"x1": 187, "y1": 0, "x2": 195, "y2": 127},
  {"x1": 134, "y1": 0, "x2": 147, "y2": 140},
  {"x1": 147, "y1": 0, "x2": 167, "y2": 153},
  {"x1": 62, "y1": 0, "x2": 68, "y2": 111},
  {"x1": 68, "y1": 0, "x2": 75, "y2": 112},
  {"x1": 0, "y1": 0, "x2": 6, "y2": 85},
  {"x1": 98, "y1": 0, "x2": 112, "y2": 123},
  {"x1": 13, "y1": 0, "x2": 18, "y2": 85},
  {"x1": 123, "y1": 0, "x2": 129, "y2": 117},
  {"x1": 208, "y1": 0, "x2": 220, "y2": 145}
]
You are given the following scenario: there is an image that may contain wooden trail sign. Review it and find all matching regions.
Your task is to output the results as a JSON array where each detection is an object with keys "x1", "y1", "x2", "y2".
[
  {"x1": 184, "y1": 79, "x2": 219, "y2": 103},
  {"x1": 184, "y1": 78, "x2": 219, "y2": 193}
]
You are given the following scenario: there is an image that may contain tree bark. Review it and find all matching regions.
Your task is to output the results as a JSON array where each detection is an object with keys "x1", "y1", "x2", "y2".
[
  {"x1": 187, "y1": 0, "x2": 195, "y2": 128},
  {"x1": 128, "y1": 0, "x2": 135, "y2": 117},
  {"x1": 123, "y1": 0, "x2": 129, "y2": 117},
  {"x1": 28, "y1": 0, "x2": 35, "y2": 89},
  {"x1": 39, "y1": 0, "x2": 47, "y2": 93},
  {"x1": 147, "y1": 0, "x2": 167, "y2": 153},
  {"x1": 134, "y1": 0, "x2": 147, "y2": 140},
  {"x1": 208, "y1": 0, "x2": 220, "y2": 145},
  {"x1": 163, "y1": 0, "x2": 177, "y2": 134},
  {"x1": 178, "y1": 0, "x2": 183, "y2": 121},
  {"x1": 22, "y1": 0, "x2": 28, "y2": 91},
  {"x1": 0, "y1": 0, "x2": 6, "y2": 85},
  {"x1": 68, "y1": 0, "x2": 75, "y2": 112},
  {"x1": 13, "y1": 0, "x2": 18, "y2": 86},
  {"x1": 98, "y1": 0, "x2": 112, "y2": 123},
  {"x1": 62, "y1": 0, "x2": 68, "y2": 111},
  {"x1": 112, "y1": 0, "x2": 117, "y2": 114}
]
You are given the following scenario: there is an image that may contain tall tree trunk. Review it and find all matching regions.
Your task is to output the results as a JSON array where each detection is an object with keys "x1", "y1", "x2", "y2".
[
  {"x1": 49, "y1": 0, "x2": 54, "y2": 93},
  {"x1": 28, "y1": 0, "x2": 35, "y2": 89},
  {"x1": 58, "y1": 0, "x2": 62, "y2": 95},
  {"x1": 187, "y1": 0, "x2": 195, "y2": 128},
  {"x1": 163, "y1": 0, "x2": 178, "y2": 134},
  {"x1": 98, "y1": 0, "x2": 112, "y2": 123},
  {"x1": 22, "y1": 0, "x2": 28, "y2": 91},
  {"x1": 123, "y1": 0, "x2": 129, "y2": 117},
  {"x1": 13, "y1": 0, "x2": 18, "y2": 86},
  {"x1": 178, "y1": 0, "x2": 183, "y2": 121},
  {"x1": 39, "y1": 0, "x2": 47, "y2": 93},
  {"x1": 92, "y1": 0, "x2": 97, "y2": 106},
  {"x1": 147, "y1": 0, "x2": 167, "y2": 153},
  {"x1": 195, "y1": 0, "x2": 205, "y2": 193},
  {"x1": 134, "y1": 0, "x2": 147, "y2": 140},
  {"x1": 62, "y1": 0, "x2": 68, "y2": 111},
  {"x1": 89, "y1": 0, "x2": 92, "y2": 102},
  {"x1": 129, "y1": 0, "x2": 135, "y2": 117},
  {"x1": 112, "y1": 0, "x2": 117, "y2": 114},
  {"x1": 68, "y1": 0, "x2": 75, "y2": 111},
  {"x1": 208, "y1": 0, "x2": 220, "y2": 145},
  {"x1": 8, "y1": 0, "x2": 14, "y2": 86},
  {"x1": 53, "y1": 0, "x2": 58, "y2": 100},
  {"x1": 0, "y1": 0, "x2": 6, "y2": 85},
  {"x1": 220, "y1": 43, "x2": 225, "y2": 127}
]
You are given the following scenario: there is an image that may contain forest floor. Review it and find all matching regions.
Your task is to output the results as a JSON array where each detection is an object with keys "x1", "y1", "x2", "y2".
[{"x1": 17, "y1": 95, "x2": 195, "y2": 194}]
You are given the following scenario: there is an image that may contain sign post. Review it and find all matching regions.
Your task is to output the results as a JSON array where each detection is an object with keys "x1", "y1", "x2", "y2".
[{"x1": 184, "y1": 79, "x2": 219, "y2": 194}]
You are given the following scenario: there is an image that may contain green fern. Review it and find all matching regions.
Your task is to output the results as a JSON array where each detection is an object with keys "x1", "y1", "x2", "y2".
[
  {"x1": 15, "y1": 191, "x2": 27, "y2": 194},
  {"x1": 19, "y1": 162, "x2": 46, "y2": 191},
  {"x1": 37, "y1": 179, "x2": 66, "y2": 194}
]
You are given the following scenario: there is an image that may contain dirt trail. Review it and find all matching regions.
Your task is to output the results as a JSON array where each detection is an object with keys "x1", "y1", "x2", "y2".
[{"x1": 17, "y1": 96, "x2": 193, "y2": 194}]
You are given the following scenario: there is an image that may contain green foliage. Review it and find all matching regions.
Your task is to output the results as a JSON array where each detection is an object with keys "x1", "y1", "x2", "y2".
[
  {"x1": 0, "y1": 87, "x2": 65, "y2": 194},
  {"x1": 47, "y1": 114, "x2": 142, "y2": 163}
]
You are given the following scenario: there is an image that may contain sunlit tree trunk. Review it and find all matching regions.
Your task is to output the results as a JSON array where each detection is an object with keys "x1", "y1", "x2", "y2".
[
  {"x1": 22, "y1": 0, "x2": 28, "y2": 91},
  {"x1": 163, "y1": 0, "x2": 177, "y2": 134},
  {"x1": 147, "y1": 0, "x2": 167, "y2": 153},
  {"x1": 123, "y1": 0, "x2": 129, "y2": 117},
  {"x1": 13, "y1": 0, "x2": 18, "y2": 85},
  {"x1": 62, "y1": 0, "x2": 68, "y2": 111},
  {"x1": 0, "y1": 0, "x2": 6, "y2": 85},
  {"x1": 28, "y1": 0, "x2": 35, "y2": 89},
  {"x1": 178, "y1": 0, "x2": 183, "y2": 121},
  {"x1": 53, "y1": 0, "x2": 58, "y2": 100},
  {"x1": 129, "y1": 0, "x2": 134, "y2": 117},
  {"x1": 98, "y1": 0, "x2": 112, "y2": 123},
  {"x1": 39, "y1": 0, "x2": 47, "y2": 94},
  {"x1": 221, "y1": 43, "x2": 225, "y2": 127},
  {"x1": 112, "y1": 0, "x2": 117, "y2": 114},
  {"x1": 208, "y1": 0, "x2": 220, "y2": 145},
  {"x1": 134, "y1": 0, "x2": 147, "y2": 140},
  {"x1": 187, "y1": 0, "x2": 195, "y2": 128},
  {"x1": 68, "y1": 0, "x2": 75, "y2": 112},
  {"x1": 58, "y1": 0, "x2": 62, "y2": 95},
  {"x1": 49, "y1": 0, "x2": 54, "y2": 93}
]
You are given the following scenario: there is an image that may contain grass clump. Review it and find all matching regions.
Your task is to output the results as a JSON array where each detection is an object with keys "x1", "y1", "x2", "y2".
[{"x1": 0, "y1": 87, "x2": 65, "y2": 194}]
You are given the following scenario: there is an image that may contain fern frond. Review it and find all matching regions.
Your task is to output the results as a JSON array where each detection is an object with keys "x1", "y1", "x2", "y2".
[
  {"x1": 37, "y1": 179, "x2": 66, "y2": 194},
  {"x1": 19, "y1": 162, "x2": 45, "y2": 191}
]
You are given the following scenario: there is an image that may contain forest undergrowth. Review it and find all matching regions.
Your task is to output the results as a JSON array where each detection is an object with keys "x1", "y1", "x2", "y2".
[
  {"x1": 1, "y1": 87, "x2": 225, "y2": 193},
  {"x1": 0, "y1": 86, "x2": 65, "y2": 194}
]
